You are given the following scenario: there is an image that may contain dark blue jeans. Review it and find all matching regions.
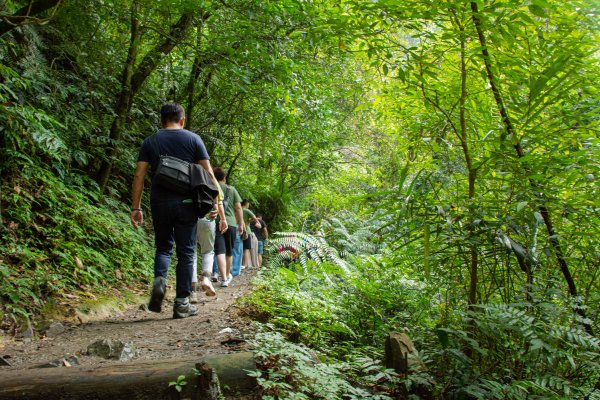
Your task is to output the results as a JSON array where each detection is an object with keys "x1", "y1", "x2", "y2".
[{"x1": 151, "y1": 198, "x2": 197, "y2": 299}]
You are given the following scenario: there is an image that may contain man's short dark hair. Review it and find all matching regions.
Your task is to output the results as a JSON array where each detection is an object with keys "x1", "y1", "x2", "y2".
[
  {"x1": 214, "y1": 167, "x2": 226, "y2": 181},
  {"x1": 242, "y1": 199, "x2": 250, "y2": 206},
  {"x1": 255, "y1": 213, "x2": 262, "y2": 218},
  {"x1": 161, "y1": 103, "x2": 185, "y2": 125}
]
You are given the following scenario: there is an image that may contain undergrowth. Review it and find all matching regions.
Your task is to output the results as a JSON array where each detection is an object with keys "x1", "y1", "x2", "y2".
[
  {"x1": 0, "y1": 161, "x2": 154, "y2": 325},
  {"x1": 242, "y1": 231, "x2": 600, "y2": 399},
  {"x1": 249, "y1": 328, "x2": 401, "y2": 400}
]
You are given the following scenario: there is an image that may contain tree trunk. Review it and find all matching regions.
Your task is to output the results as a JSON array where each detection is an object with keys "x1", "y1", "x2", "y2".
[
  {"x1": 0, "y1": 0, "x2": 63, "y2": 37},
  {"x1": 470, "y1": 2, "x2": 592, "y2": 335},
  {"x1": 184, "y1": 27, "x2": 214, "y2": 130},
  {"x1": 456, "y1": 19, "x2": 478, "y2": 308},
  {"x1": 96, "y1": 11, "x2": 201, "y2": 191},
  {"x1": 0, "y1": 352, "x2": 256, "y2": 400},
  {"x1": 95, "y1": 0, "x2": 141, "y2": 190}
]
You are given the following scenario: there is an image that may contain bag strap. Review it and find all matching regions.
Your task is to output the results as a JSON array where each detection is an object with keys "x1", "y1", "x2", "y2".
[
  {"x1": 150, "y1": 134, "x2": 162, "y2": 157},
  {"x1": 223, "y1": 185, "x2": 231, "y2": 203}
]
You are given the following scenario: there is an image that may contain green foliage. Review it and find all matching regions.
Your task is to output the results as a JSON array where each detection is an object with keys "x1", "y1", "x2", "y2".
[
  {"x1": 249, "y1": 329, "x2": 399, "y2": 400},
  {"x1": 320, "y1": 213, "x2": 383, "y2": 257},
  {"x1": 246, "y1": 230, "x2": 599, "y2": 399},
  {"x1": 247, "y1": 230, "x2": 428, "y2": 349},
  {"x1": 430, "y1": 301, "x2": 600, "y2": 399},
  {"x1": 168, "y1": 375, "x2": 187, "y2": 393},
  {"x1": 0, "y1": 64, "x2": 67, "y2": 164},
  {"x1": 2, "y1": 0, "x2": 599, "y2": 398},
  {"x1": 0, "y1": 162, "x2": 153, "y2": 321},
  {"x1": 265, "y1": 231, "x2": 351, "y2": 272}
]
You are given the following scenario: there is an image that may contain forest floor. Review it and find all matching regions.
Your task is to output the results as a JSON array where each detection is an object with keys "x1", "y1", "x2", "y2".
[{"x1": 0, "y1": 268, "x2": 258, "y2": 371}]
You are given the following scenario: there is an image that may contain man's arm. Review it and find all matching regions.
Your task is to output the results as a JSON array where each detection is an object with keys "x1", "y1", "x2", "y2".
[
  {"x1": 234, "y1": 202, "x2": 244, "y2": 235},
  {"x1": 198, "y1": 159, "x2": 228, "y2": 232},
  {"x1": 131, "y1": 161, "x2": 149, "y2": 229},
  {"x1": 246, "y1": 209, "x2": 259, "y2": 225}
]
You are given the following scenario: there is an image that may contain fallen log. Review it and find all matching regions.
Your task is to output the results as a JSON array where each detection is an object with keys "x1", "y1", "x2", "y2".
[{"x1": 0, "y1": 352, "x2": 256, "y2": 400}]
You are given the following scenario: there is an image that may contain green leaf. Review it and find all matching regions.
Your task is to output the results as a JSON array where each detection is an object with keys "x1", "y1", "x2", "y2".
[{"x1": 528, "y1": 4, "x2": 548, "y2": 18}]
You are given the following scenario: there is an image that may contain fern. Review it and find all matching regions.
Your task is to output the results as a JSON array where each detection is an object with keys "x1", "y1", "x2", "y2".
[
  {"x1": 0, "y1": 162, "x2": 154, "y2": 323},
  {"x1": 321, "y1": 215, "x2": 382, "y2": 257},
  {"x1": 265, "y1": 231, "x2": 352, "y2": 273},
  {"x1": 434, "y1": 302, "x2": 600, "y2": 399},
  {"x1": 249, "y1": 329, "x2": 397, "y2": 400}
]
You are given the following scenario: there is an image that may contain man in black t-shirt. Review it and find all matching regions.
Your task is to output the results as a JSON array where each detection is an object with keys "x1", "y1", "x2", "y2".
[
  {"x1": 251, "y1": 213, "x2": 268, "y2": 267},
  {"x1": 131, "y1": 103, "x2": 226, "y2": 319}
]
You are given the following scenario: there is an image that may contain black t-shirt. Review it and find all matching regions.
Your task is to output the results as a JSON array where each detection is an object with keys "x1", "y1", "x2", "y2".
[
  {"x1": 137, "y1": 128, "x2": 209, "y2": 200},
  {"x1": 252, "y1": 220, "x2": 267, "y2": 241}
]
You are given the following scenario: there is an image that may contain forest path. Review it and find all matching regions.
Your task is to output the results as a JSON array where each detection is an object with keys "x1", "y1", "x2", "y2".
[{"x1": 0, "y1": 268, "x2": 257, "y2": 371}]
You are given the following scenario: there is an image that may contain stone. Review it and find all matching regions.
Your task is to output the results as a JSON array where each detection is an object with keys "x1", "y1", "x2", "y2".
[
  {"x1": 44, "y1": 322, "x2": 66, "y2": 338},
  {"x1": 20, "y1": 321, "x2": 34, "y2": 341},
  {"x1": 384, "y1": 332, "x2": 431, "y2": 399},
  {"x1": 87, "y1": 339, "x2": 137, "y2": 361},
  {"x1": 384, "y1": 332, "x2": 418, "y2": 374}
]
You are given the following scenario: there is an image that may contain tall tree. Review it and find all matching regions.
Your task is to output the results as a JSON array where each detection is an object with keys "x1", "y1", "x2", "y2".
[{"x1": 96, "y1": 7, "x2": 202, "y2": 191}]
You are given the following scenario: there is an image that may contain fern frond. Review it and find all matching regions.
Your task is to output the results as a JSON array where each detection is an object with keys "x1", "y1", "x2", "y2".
[{"x1": 265, "y1": 232, "x2": 352, "y2": 273}]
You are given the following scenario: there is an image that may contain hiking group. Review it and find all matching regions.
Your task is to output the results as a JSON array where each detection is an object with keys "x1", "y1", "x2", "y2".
[{"x1": 130, "y1": 103, "x2": 268, "y2": 319}]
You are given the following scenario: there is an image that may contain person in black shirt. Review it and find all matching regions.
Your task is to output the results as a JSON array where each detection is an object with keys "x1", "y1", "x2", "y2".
[{"x1": 131, "y1": 103, "x2": 225, "y2": 319}]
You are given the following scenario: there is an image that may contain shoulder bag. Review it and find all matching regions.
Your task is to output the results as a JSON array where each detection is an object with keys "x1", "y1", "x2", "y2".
[{"x1": 150, "y1": 134, "x2": 191, "y2": 195}]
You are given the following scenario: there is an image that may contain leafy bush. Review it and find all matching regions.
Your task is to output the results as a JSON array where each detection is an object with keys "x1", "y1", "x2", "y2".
[
  {"x1": 431, "y1": 302, "x2": 600, "y2": 399},
  {"x1": 249, "y1": 329, "x2": 399, "y2": 400},
  {"x1": 0, "y1": 161, "x2": 154, "y2": 322},
  {"x1": 246, "y1": 231, "x2": 600, "y2": 399}
]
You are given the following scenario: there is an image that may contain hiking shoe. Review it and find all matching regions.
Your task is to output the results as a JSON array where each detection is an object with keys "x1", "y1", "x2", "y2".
[
  {"x1": 201, "y1": 277, "x2": 216, "y2": 296},
  {"x1": 190, "y1": 290, "x2": 199, "y2": 304},
  {"x1": 211, "y1": 272, "x2": 219, "y2": 282},
  {"x1": 220, "y1": 273, "x2": 233, "y2": 287},
  {"x1": 148, "y1": 277, "x2": 167, "y2": 313},
  {"x1": 173, "y1": 298, "x2": 199, "y2": 319}
]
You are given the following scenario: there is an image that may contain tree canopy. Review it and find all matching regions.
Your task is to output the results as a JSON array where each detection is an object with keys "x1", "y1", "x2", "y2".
[{"x1": 1, "y1": 0, "x2": 599, "y2": 397}]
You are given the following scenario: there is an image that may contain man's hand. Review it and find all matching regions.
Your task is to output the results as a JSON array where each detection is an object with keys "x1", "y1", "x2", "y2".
[
  {"x1": 238, "y1": 224, "x2": 245, "y2": 236},
  {"x1": 131, "y1": 210, "x2": 143, "y2": 229},
  {"x1": 219, "y1": 219, "x2": 228, "y2": 234}
]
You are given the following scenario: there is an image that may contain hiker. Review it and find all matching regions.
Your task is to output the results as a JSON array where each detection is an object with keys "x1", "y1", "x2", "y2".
[
  {"x1": 190, "y1": 204, "x2": 227, "y2": 303},
  {"x1": 241, "y1": 199, "x2": 259, "y2": 270},
  {"x1": 252, "y1": 213, "x2": 268, "y2": 267},
  {"x1": 212, "y1": 167, "x2": 244, "y2": 287},
  {"x1": 231, "y1": 219, "x2": 244, "y2": 276},
  {"x1": 131, "y1": 103, "x2": 224, "y2": 319}
]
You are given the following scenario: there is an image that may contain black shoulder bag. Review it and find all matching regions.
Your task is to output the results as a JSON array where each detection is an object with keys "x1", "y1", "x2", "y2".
[{"x1": 150, "y1": 134, "x2": 191, "y2": 195}]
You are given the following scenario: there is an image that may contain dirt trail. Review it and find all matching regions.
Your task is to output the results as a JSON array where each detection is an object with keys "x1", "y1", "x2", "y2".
[{"x1": 0, "y1": 268, "x2": 257, "y2": 370}]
